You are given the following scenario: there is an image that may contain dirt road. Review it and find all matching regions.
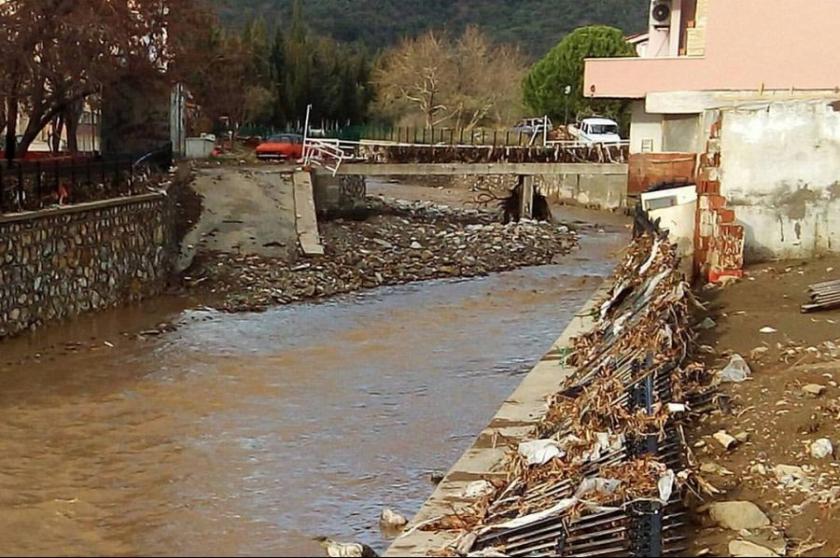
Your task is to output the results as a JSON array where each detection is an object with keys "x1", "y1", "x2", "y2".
[{"x1": 689, "y1": 255, "x2": 840, "y2": 557}]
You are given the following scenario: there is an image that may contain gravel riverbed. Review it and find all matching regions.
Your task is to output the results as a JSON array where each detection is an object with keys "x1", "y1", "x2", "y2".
[{"x1": 182, "y1": 197, "x2": 579, "y2": 312}]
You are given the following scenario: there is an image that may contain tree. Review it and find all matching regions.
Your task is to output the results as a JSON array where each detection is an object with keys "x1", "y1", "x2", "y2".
[
  {"x1": 267, "y1": 1, "x2": 372, "y2": 128},
  {"x1": 373, "y1": 31, "x2": 455, "y2": 129},
  {"x1": 522, "y1": 25, "x2": 636, "y2": 124},
  {"x1": 373, "y1": 28, "x2": 526, "y2": 130},
  {"x1": 244, "y1": 86, "x2": 274, "y2": 124},
  {"x1": 450, "y1": 26, "x2": 527, "y2": 131},
  {"x1": 0, "y1": 0, "x2": 202, "y2": 158}
]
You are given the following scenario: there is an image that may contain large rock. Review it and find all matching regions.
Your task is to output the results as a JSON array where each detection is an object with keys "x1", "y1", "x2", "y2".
[
  {"x1": 708, "y1": 501, "x2": 770, "y2": 530},
  {"x1": 729, "y1": 540, "x2": 779, "y2": 557}
]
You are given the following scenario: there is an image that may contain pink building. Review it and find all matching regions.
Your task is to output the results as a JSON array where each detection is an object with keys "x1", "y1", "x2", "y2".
[
  {"x1": 584, "y1": 0, "x2": 840, "y2": 270},
  {"x1": 585, "y1": 0, "x2": 840, "y2": 154}
]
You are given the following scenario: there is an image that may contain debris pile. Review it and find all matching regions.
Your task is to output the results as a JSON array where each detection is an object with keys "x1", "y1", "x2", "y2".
[
  {"x1": 358, "y1": 143, "x2": 628, "y2": 164},
  {"x1": 418, "y1": 210, "x2": 715, "y2": 557},
  {"x1": 802, "y1": 278, "x2": 840, "y2": 313},
  {"x1": 183, "y1": 198, "x2": 578, "y2": 312}
]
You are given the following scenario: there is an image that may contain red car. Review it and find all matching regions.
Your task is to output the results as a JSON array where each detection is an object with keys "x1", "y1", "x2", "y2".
[{"x1": 255, "y1": 133, "x2": 304, "y2": 160}]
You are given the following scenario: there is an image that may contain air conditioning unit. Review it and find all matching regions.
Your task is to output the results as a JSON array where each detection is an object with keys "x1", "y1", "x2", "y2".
[{"x1": 651, "y1": 0, "x2": 672, "y2": 28}]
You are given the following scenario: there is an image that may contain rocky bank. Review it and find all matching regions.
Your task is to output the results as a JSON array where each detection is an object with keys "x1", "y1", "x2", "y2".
[{"x1": 182, "y1": 197, "x2": 579, "y2": 313}]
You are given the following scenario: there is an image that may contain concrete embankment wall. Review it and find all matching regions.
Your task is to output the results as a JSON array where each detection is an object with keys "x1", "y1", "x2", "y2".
[
  {"x1": 391, "y1": 171, "x2": 628, "y2": 211},
  {"x1": 0, "y1": 193, "x2": 176, "y2": 339},
  {"x1": 385, "y1": 283, "x2": 608, "y2": 556}
]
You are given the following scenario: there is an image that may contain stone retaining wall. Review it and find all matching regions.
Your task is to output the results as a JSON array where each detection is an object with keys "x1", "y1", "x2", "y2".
[
  {"x1": 0, "y1": 193, "x2": 176, "y2": 338},
  {"x1": 312, "y1": 173, "x2": 367, "y2": 215}
]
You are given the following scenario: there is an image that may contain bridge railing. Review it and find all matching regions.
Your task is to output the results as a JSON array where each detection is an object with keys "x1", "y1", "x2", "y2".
[{"x1": 302, "y1": 134, "x2": 631, "y2": 170}]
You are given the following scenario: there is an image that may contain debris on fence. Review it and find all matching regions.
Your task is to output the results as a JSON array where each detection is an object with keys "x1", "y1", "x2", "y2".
[
  {"x1": 801, "y1": 278, "x2": 840, "y2": 313},
  {"x1": 415, "y1": 208, "x2": 716, "y2": 557},
  {"x1": 358, "y1": 143, "x2": 628, "y2": 165}
]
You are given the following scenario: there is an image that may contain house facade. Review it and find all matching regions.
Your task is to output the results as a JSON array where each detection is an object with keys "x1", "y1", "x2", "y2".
[{"x1": 584, "y1": 0, "x2": 840, "y2": 273}]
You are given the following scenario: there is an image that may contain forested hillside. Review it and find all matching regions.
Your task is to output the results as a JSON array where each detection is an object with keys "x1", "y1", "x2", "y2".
[{"x1": 211, "y1": 0, "x2": 648, "y2": 57}]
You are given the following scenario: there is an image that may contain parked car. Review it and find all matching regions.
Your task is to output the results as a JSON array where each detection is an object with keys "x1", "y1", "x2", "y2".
[
  {"x1": 255, "y1": 134, "x2": 304, "y2": 160},
  {"x1": 572, "y1": 117, "x2": 622, "y2": 145},
  {"x1": 512, "y1": 117, "x2": 553, "y2": 136}
]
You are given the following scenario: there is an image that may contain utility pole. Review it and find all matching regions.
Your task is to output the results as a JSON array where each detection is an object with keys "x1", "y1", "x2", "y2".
[{"x1": 563, "y1": 85, "x2": 572, "y2": 126}]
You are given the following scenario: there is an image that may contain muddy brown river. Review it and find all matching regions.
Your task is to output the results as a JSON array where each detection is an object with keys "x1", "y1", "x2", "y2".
[{"x1": 0, "y1": 225, "x2": 626, "y2": 556}]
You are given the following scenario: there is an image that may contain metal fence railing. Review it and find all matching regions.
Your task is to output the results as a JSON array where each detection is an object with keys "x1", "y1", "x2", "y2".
[{"x1": 0, "y1": 143, "x2": 173, "y2": 214}]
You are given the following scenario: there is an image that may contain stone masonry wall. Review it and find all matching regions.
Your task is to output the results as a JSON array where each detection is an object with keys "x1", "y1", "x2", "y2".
[{"x1": 0, "y1": 193, "x2": 176, "y2": 338}]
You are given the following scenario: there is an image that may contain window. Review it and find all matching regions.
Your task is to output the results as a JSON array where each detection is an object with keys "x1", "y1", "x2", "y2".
[{"x1": 590, "y1": 124, "x2": 619, "y2": 135}]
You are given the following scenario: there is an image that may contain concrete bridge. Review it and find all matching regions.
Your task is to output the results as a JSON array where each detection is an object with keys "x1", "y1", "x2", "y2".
[
  {"x1": 311, "y1": 161, "x2": 629, "y2": 217},
  {"x1": 301, "y1": 139, "x2": 630, "y2": 215}
]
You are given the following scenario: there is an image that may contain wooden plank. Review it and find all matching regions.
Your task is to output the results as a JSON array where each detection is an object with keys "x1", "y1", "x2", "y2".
[{"x1": 292, "y1": 170, "x2": 325, "y2": 256}]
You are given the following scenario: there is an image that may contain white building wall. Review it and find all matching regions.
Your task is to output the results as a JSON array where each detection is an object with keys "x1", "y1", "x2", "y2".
[
  {"x1": 720, "y1": 100, "x2": 840, "y2": 261},
  {"x1": 629, "y1": 100, "x2": 664, "y2": 154}
]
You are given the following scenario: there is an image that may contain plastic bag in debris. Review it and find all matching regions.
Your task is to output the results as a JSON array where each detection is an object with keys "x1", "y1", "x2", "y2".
[
  {"x1": 638, "y1": 238, "x2": 661, "y2": 275},
  {"x1": 599, "y1": 280, "x2": 630, "y2": 321},
  {"x1": 611, "y1": 312, "x2": 631, "y2": 336},
  {"x1": 462, "y1": 480, "x2": 496, "y2": 500},
  {"x1": 575, "y1": 477, "x2": 622, "y2": 499},
  {"x1": 719, "y1": 354, "x2": 751, "y2": 383},
  {"x1": 518, "y1": 439, "x2": 565, "y2": 467},
  {"x1": 467, "y1": 548, "x2": 509, "y2": 558},
  {"x1": 481, "y1": 498, "x2": 578, "y2": 532},
  {"x1": 640, "y1": 269, "x2": 672, "y2": 302},
  {"x1": 658, "y1": 469, "x2": 676, "y2": 503},
  {"x1": 575, "y1": 432, "x2": 624, "y2": 465}
]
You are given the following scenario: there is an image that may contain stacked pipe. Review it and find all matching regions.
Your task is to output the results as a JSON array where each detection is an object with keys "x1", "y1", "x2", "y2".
[
  {"x1": 422, "y1": 207, "x2": 713, "y2": 557},
  {"x1": 802, "y1": 279, "x2": 840, "y2": 313}
]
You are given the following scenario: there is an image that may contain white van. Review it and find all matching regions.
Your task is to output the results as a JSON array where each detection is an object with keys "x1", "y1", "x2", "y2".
[{"x1": 573, "y1": 117, "x2": 622, "y2": 145}]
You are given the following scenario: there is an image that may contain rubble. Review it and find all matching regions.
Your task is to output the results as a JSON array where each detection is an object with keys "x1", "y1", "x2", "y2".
[
  {"x1": 380, "y1": 508, "x2": 408, "y2": 529},
  {"x1": 802, "y1": 384, "x2": 826, "y2": 397},
  {"x1": 184, "y1": 198, "x2": 578, "y2": 312},
  {"x1": 810, "y1": 438, "x2": 833, "y2": 459},
  {"x1": 728, "y1": 540, "x2": 779, "y2": 557},
  {"x1": 706, "y1": 501, "x2": 771, "y2": 530},
  {"x1": 688, "y1": 256, "x2": 840, "y2": 556},
  {"x1": 714, "y1": 430, "x2": 739, "y2": 450}
]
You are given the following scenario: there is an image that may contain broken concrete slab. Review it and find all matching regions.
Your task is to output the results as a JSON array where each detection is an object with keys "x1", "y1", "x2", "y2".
[{"x1": 707, "y1": 501, "x2": 771, "y2": 530}]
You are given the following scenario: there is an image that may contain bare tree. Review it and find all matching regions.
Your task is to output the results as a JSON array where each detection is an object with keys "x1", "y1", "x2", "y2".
[
  {"x1": 0, "y1": 0, "x2": 201, "y2": 158},
  {"x1": 373, "y1": 31, "x2": 457, "y2": 129},
  {"x1": 373, "y1": 28, "x2": 526, "y2": 131},
  {"x1": 451, "y1": 26, "x2": 527, "y2": 131}
]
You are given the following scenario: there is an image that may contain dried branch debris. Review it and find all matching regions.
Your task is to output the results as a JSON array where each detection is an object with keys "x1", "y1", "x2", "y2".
[{"x1": 420, "y1": 210, "x2": 717, "y2": 557}]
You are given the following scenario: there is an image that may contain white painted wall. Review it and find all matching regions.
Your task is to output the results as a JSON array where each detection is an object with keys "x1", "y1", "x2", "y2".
[
  {"x1": 720, "y1": 100, "x2": 840, "y2": 261},
  {"x1": 642, "y1": 185, "x2": 697, "y2": 276},
  {"x1": 630, "y1": 100, "x2": 664, "y2": 154}
]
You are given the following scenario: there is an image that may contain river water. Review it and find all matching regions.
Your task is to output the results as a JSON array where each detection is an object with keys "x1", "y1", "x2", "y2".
[{"x1": 0, "y1": 223, "x2": 626, "y2": 556}]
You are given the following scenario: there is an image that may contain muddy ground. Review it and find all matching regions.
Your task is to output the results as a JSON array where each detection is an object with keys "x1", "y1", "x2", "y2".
[{"x1": 688, "y1": 255, "x2": 840, "y2": 557}]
